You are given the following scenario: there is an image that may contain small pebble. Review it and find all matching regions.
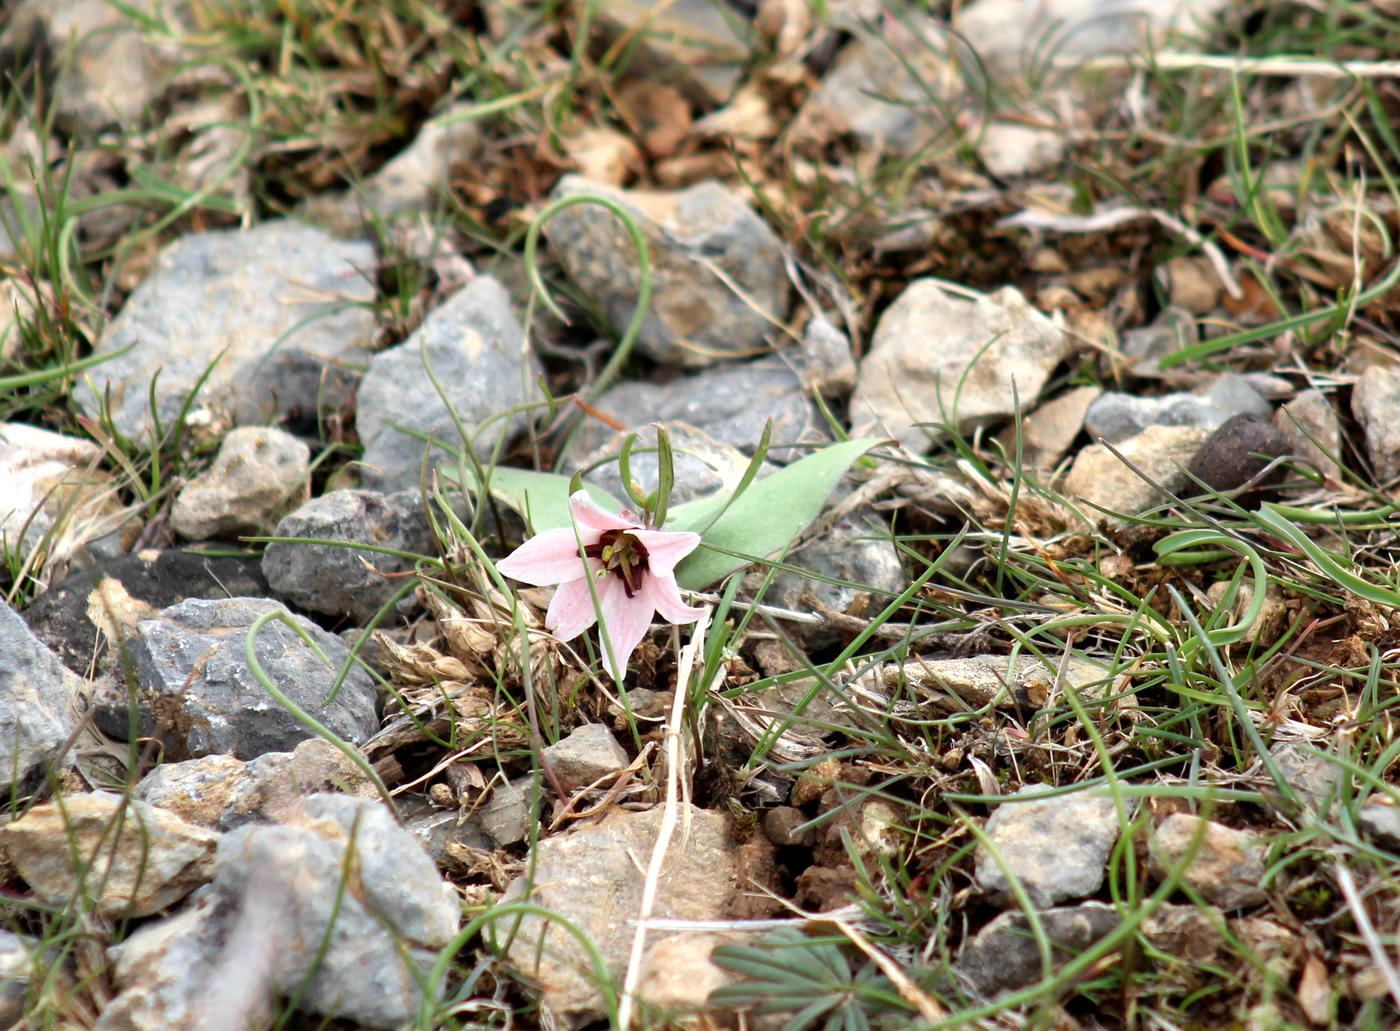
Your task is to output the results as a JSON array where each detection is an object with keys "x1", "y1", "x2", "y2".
[{"x1": 1186, "y1": 412, "x2": 1289, "y2": 496}]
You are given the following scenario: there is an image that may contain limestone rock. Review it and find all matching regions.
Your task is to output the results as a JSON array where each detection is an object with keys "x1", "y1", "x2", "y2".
[
  {"x1": 850, "y1": 282, "x2": 1071, "y2": 452},
  {"x1": 1148, "y1": 814, "x2": 1267, "y2": 909},
  {"x1": 1063, "y1": 424, "x2": 1210, "y2": 519},
  {"x1": 0, "y1": 602, "x2": 84, "y2": 789},
  {"x1": 546, "y1": 176, "x2": 789, "y2": 368},
  {"x1": 0, "y1": 793, "x2": 217, "y2": 918},
  {"x1": 171, "y1": 426, "x2": 310, "y2": 541}
]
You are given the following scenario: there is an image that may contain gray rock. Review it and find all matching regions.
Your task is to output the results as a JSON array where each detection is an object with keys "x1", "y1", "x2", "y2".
[
  {"x1": 1007, "y1": 385, "x2": 1100, "y2": 467},
  {"x1": 0, "y1": 422, "x2": 121, "y2": 567},
  {"x1": 543, "y1": 724, "x2": 630, "y2": 791},
  {"x1": 954, "y1": 902, "x2": 1119, "y2": 999},
  {"x1": 0, "y1": 793, "x2": 217, "y2": 918},
  {"x1": 100, "y1": 795, "x2": 459, "y2": 1030},
  {"x1": 1359, "y1": 799, "x2": 1400, "y2": 850},
  {"x1": 171, "y1": 427, "x2": 310, "y2": 541},
  {"x1": 498, "y1": 803, "x2": 738, "y2": 1023},
  {"x1": 75, "y1": 222, "x2": 376, "y2": 441},
  {"x1": 790, "y1": 14, "x2": 960, "y2": 157},
  {"x1": 355, "y1": 276, "x2": 540, "y2": 492},
  {"x1": 1148, "y1": 814, "x2": 1267, "y2": 909},
  {"x1": 1085, "y1": 374, "x2": 1270, "y2": 444},
  {"x1": 568, "y1": 422, "x2": 757, "y2": 508},
  {"x1": 130, "y1": 597, "x2": 379, "y2": 760},
  {"x1": 849, "y1": 282, "x2": 1071, "y2": 452},
  {"x1": 592, "y1": 0, "x2": 754, "y2": 104},
  {"x1": 570, "y1": 355, "x2": 826, "y2": 465},
  {"x1": 0, "y1": 602, "x2": 83, "y2": 789},
  {"x1": 854, "y1": 652, "x2": 1111, "y2": 712},
  {"x1": 764, "y1": 516, "x2": 905, "y2": 648},
  {"x1": 478, "y1": 776, "x2": 533, "y2": 847},
  {"x1": 1119, "y1": 306, "x2": 1198, "y2": 378},
  {"x1": 1063, "y1": 424, "x2": 1210, "y2": 519},
  {"x1": 401, "y1": 800, "x2": 493, "y2": 869},
  {"x1": 546, "y1": 175, "x2": 790, "y2": 368},
  {"x1": 261, "y1": 489, "x2": 432, "y2": 624},
  {"x1": 1275, "y1": 389, "x2": 1343, "y2": 482},
  {"x1": 975, "y1": 786, "x2": 1130, "y2": 907},
  {"x1": 135, "y1": 738, "x2": 376, "y2": 830},
  {"x1": 6, "y1": 0, "x2": 193, "y2": 134},
  {"x1": 1351, "y1": 365, "x2": 1400, "y2": 483},
  {"x1": 1267, "y1": 743, "x2": 1338, "y2": 815},
  {"x1": 0, "y1": 930, "x2": 41, "y2": 1027},
  {"x1": 305, "y1": 106, "x2": 482, "y2": 233},
  {"x1": 799, "y1": 315, "x2": 856, "y2": 398}
]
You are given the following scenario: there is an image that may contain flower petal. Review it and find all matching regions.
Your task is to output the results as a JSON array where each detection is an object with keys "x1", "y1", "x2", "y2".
[
  {"x1": 546, "y1": 576, "x2": 600, "y2": 641},
  {"x1": 569, "y1": 490, "x2": 637, "y2": 534},
  {"x1": 630, "y1": 528, "x2": 701, "y2": 578},
  {"x1": 496, "y1": 527, "x2": 591, "y2": 586},
  {"x1": 596, "y1": 575, "x2": 654, "y2": 682},
  {"x1": 644, "y1": 571, "x2": 707, "y2": 625}
]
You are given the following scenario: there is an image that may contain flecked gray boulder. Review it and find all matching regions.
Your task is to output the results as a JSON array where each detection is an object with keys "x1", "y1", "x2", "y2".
[
  {"x1": 545, "y1": 175, "x2": 790, "y2": 368},
  {"x1": 569, "y1": 355, "x2": 826, "y2": 464},
  {"x1": 849, "y1": 282, "x2": 1072, "y2": 452},
  {"x1": 5, "y1": 0, "x2": 194, "y2": 133},
  {"x1": 130, "y1": 597, "x2": 378, "y2": 760},
  {"x1": 98, "y1": 795, "x2": 459, "y2": 1030},
  {"x1": 542, "y1": 724, "x2": 630, "y2": 792},
  {"x1": 261, "y1": 489, "x2": 432, "y2": 624},
  {"x1": 975, "y1": 785, "x2": 1129, "y2": 906},
  {"x1": 75, "y1": 221, "x2": 376, "y2": 441},
  {"x1": 355, "y1": 276, "x2": 540, "y2": 492},
  {"x1": 0, "y1": 602, "x2": 84, "y2": 789},
  {"x1": 171, "y1": 426, "x2": 310, "y2": 541},
  {"x1": 1351, "y1": 365, "x2": 1400, "y2": 483},
  {"x1": 1084, "y1": 374, "x2": 1270, "y2": 444}
]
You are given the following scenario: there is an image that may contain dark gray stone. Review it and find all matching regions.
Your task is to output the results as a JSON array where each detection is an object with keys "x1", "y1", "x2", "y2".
[
  {"x1": 570, "y1": 355, "x2": 826, "y2": 465},
  {"x1": 75, "y1": 221, "x2": 376, "y2": 440},
  {"x1": 0, "y1": 603, "x2": 83, "y2": 790},
  {"x1": 954, "y1": 902, "x2": 1120, "y2": 999},
  {"x1": 591, "y1": 0, "x2": 753, "y2": 105},
  {"x1": 1085, "y1": 374, "x2": 1271, "y2": 445},
  {"x1": 261, "y1": 489, "x2": 432, "y2": 624},
  {"x1": 974, "y1": 786, "x2": 1129, "y2": 907},
  {"x1": 130, "y1": 597, "x2": 378, "y2": 760},
  {"x1": 546, "y1": 175, "x2": 790, "y2": 369},
  {"x1": 764, "y1": 516, "x2": 905, "y2": 648},
  {"x1": 478, "y1": 776, "x2": 533, "y2": 847},
  {"x1": 355, "y1": 276, "x2": 540, "y2": 492}
]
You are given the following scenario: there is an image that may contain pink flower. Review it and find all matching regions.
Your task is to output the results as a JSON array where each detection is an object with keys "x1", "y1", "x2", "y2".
[{"x1": 495, "y1": 490, "x2": 706, "y2": 681}]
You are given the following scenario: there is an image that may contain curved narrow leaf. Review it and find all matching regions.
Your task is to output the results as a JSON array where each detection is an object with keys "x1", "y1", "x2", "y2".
[
  {"x1": 669, "y1": 438, "x2": 882, "y2": 590},
  {"x1": 451, "y1": 465, "x2": 621, "y2": 532}
]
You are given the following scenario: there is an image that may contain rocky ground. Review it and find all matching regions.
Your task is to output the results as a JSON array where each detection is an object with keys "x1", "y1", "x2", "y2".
[{"x1": 3, "y1": 0, "x2": 1400, "y2": 1027}]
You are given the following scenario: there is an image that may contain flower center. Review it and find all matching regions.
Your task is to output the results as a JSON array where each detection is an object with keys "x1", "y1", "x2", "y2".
[{"x1": 584, "y1": 529, "x2": 650, "y2": 598}]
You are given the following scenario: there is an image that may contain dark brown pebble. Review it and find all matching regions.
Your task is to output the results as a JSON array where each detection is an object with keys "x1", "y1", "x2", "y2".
[{"x1": 1187, "y1": 412, "x2": 1290, "y2": 496}]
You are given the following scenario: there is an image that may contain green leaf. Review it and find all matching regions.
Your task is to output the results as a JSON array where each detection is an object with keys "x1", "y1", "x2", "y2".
[
  {"x1": 668, "y1": 438, "x2": 882, "y2": 590},
  {"x1": 451, "y1": 465, "x2": 622, "y2": 532}
]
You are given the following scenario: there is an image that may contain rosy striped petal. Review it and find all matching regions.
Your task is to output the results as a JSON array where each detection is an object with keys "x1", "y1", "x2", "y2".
[
  {"x1": 546, "y1": 576, "x2": 600, "y2": 641},
  {"x1": 596, "y1": 576, "x2": 654, "y2": 682},
  {"x1": 569, "y1": 490, "x2": 637, "y2": 534},
  {"x1": 644, "y1": 572, "x2": 707, "y2": 626},
  {"x1": 496, "y1": 527, "x2": 591, "y2": 586},
  {"x1": 630, "y1": 528, "x2": 701, "y2": 578}
]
